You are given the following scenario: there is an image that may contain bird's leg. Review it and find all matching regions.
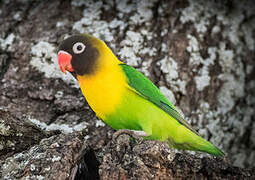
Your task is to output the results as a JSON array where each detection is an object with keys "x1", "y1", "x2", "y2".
[{"x1": 112, "y1": 129, "x2": 149, "y2": 142}]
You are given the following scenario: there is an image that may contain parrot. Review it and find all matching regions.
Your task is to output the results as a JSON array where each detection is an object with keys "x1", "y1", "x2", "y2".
[{"x1": 57, "y1": 34, "x2": 224, "y2": 156}]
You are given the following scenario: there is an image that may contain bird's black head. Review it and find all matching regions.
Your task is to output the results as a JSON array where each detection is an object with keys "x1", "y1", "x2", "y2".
[{"x1": 58, "y1": 34, "x2": 99, "y2": 76}]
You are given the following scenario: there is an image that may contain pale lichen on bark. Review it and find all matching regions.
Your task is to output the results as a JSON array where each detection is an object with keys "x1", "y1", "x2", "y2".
[{"x1": 0, "y1": 1, "x2": 255, "y2": 178}]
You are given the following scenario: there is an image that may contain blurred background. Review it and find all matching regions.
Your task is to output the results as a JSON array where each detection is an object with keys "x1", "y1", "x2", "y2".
[{"x1": 0, "y1": 0, "x2": 254, "y2": 169}]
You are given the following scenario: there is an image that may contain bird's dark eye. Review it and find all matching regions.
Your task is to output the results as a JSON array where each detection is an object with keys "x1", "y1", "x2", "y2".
[{"x1": 73, "y1": 42, "x2": 86, "y2": 54}]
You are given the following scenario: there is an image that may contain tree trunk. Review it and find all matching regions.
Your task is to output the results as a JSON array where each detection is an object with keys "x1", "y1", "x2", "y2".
[{"x1": 0, "y1": 0, "x2": 254, "y2": 179}]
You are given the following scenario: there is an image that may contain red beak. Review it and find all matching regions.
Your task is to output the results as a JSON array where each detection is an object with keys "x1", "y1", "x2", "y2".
[{"x1": 57, "y1": 51, "x2": 74, "y2": 74}]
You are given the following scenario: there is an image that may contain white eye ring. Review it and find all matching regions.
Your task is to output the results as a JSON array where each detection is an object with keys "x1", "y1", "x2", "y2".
[{"x1": 73, "y1": 42, "x2": 86, "y2": 54}]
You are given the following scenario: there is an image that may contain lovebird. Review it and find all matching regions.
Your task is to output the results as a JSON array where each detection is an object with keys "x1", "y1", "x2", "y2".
[{"x1": 57, "y1": 34, "x2": 224, "y2": 156}]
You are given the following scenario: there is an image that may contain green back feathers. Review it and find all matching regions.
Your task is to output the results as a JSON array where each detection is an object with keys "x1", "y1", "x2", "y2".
[{"x1": 119, "y1": 64, "x2": 200, "y2": 136}]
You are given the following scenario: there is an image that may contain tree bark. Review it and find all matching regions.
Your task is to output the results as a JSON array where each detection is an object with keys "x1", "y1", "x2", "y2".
[{"x1": 0, "y1": 0, "x2": 255, "y2": 179}]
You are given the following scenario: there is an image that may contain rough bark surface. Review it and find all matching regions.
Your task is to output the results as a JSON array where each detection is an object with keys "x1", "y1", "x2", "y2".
[
  {"x1": 0, "y1": 0, "x2": 255, "y2": 179},
  {"x1": 0, "y1": 109, "x2": 56, "y2": 161},
  {"x1": 99, "y1": 134, "x2": 254, "y2": 179},
  {"x1": 0, "y1": 114, "x2": 96, "y2": 179}
]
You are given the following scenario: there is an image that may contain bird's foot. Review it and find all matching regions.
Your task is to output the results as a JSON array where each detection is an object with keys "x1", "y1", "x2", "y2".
[{"x1": 112, "y1": 129, "x2": 149, "y2": 142}]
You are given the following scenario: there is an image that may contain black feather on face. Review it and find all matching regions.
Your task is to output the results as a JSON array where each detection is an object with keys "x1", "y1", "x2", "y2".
[{"x1": 58, "y1": 35, "x2": 99, "y2": 76}]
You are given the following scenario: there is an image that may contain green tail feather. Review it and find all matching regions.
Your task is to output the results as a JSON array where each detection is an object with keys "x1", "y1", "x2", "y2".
[
  {"x1": 198, "y1": 140, "x2": 225, "y2": 156},
  {"x1": 167, "y1": 126, "x2": 225, "y2": 156},
  {"x1": 168, "y1": 137, "x2": 224, "y2": 156}
]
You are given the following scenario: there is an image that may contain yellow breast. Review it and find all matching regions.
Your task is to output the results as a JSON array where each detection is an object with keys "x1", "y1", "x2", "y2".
[{"x1": 77, "y1": 42, "x2": 126, "y2": 120}]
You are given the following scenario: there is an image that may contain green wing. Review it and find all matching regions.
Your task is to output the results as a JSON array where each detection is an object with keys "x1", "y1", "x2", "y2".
[{"x1": 119, "y1": 64, "x2": 200, "y2": 136}]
